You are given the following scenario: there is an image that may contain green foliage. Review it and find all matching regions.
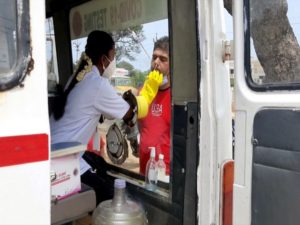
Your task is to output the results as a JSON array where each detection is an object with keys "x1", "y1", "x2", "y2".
[
  {"x1": 112, "y1": 25, "x2": 145, "y2": 61},
  {"x1": 116, "y1": 60, "x2": 147, "y2": 88},
  {"x1": 117, "y1": 60, "x2": 134, "y2": 71},
  {"x1": 130, "y1": 70, "x2": 148, "y2": 88}
]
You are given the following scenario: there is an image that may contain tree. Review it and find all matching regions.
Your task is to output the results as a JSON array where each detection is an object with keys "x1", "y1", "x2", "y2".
[
  {"x1": 115, "y1": 60, "x2": 146, "y2": 87},
  {"x1": 224, "y1": 0, "x2": 300, "y2": 83},
  {"x1": 131, "y1": 70, "x2": 148, "y2": 88},
  {"x1": 112, "y1": 25, "x2": 145, "y2": 62},
  {"x1": 117, "y1": 60, "x2": 134, "y2": 72}
]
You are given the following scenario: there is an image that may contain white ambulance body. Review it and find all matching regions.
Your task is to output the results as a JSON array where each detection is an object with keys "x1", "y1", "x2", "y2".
[
  {"x1": 0, "y1": 0, "x2": 299, "y2": 225},
  {"x1": 0, "y1": 1, "x2": 50, "y2": 224}
]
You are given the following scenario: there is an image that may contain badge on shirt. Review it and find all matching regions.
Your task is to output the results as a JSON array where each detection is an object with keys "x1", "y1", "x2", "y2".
[{"x1": 151, "y1": 103, "x2": 163, "y2": 116}]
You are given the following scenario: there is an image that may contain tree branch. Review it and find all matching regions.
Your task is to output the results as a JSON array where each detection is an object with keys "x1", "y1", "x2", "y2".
[
  {"x1": 224, "y1": 0, "x2": 300, "y2": 82},
  {"x1": 250, "y1": 0, "x2": 300, "y2": 82},
  {"x1": 223, "y1": 0, "x2": 232, "y2": 15}
]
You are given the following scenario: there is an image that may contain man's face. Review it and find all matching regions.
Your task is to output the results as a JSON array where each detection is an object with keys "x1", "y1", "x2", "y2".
[{"x1": 151, "y1": 48, "x2": 170, "y2": 88}]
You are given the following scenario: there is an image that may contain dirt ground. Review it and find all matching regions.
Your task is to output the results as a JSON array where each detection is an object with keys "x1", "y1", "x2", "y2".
[
  {"x1": 97, "y1": 120, "x2": 140, "y2": 174},
  {"x1": 75, "y1": 215, "x2": 92, "y2": 225}
]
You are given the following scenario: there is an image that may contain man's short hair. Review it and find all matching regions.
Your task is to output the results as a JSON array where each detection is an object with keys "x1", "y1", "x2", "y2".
[{"x1": 153, "y1": 36, "x2": 169, "y2": 53}]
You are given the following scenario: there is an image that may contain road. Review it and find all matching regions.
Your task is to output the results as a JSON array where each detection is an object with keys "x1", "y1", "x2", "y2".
[{"x1": 97, "y1": 120, "x2": 140, "y2": 174}]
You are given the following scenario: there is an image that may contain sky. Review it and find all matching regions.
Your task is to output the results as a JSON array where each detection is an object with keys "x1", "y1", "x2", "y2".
[
  {"x1": 69, "y1": 1, "x2": 299, "y2": 71},
  {"x1": 288, "y1": 0, "x2": 300, "y2": 40},
  {"x1": 71, "y1": 19, "x2": 169, "y2": 72},
  {"x1": 129, "y1": 19, "x2": 169, "y2": 71}
]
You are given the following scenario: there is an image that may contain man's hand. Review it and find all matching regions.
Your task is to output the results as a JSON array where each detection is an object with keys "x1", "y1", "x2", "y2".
[{"x1": 139, "y1": 70, "x2": 163, "y2": 105}]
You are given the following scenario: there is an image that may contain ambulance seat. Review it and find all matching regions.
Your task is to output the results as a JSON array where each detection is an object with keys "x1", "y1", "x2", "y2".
[{"x1": 51, "y1": 183, "x2": 96, "y2": 225}]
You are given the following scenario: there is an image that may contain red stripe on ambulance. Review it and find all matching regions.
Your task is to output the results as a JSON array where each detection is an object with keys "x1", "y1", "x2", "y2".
[{"x1": 0, "y1": 134, "x2": 48, "y2": 167}]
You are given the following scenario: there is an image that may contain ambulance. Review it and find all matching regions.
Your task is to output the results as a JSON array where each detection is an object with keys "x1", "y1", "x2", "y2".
[{"x1": 0, "y1": 0, "x2": 299, "y2": 224}]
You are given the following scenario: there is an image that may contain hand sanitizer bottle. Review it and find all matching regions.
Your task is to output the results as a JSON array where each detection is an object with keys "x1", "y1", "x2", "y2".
[
  {"x1": 145, "y1": 147, "x2": 157, "y2": 191},
  {"x1": 157, "y1": 154, "x2": 166, "y2": 181}
]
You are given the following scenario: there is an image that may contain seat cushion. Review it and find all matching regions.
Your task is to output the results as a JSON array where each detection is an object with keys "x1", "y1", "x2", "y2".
[{"x1": 51, "y1": 184, "x2": 96, "y2": 225}]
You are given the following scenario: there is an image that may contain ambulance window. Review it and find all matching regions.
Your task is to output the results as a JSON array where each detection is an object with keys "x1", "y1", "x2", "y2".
[
  {"x1": 0, "y1": 0, "x2": 31, "y2": 91},
  {"x1": 70, "y1": 0, "x2": 170, "y2": 193},
  {"x1": 0, "y1": 0, "x2": 17, "y2": 76},
  {"x1": 46, "y1": 18, "x2": 59, "y2": 93},
  {"x1": 247, "y1": 0, "x2": 300, "y2": 90},
  {"x1": 0, "y1": 2, "x2": 17, "y2": 74}
]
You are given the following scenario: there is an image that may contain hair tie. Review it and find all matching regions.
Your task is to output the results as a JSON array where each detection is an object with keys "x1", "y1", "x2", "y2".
[{"x1": 74, "y1": 52, "x2": 93, "y2": 82}]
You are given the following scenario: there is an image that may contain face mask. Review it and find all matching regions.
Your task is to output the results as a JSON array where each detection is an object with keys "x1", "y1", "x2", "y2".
[
  {"x1": 102, "y1": 56, "x2": 116, "y2": 80},
  {"x1": 160, "y1": 75, "x2": 168, "y2": 87}
]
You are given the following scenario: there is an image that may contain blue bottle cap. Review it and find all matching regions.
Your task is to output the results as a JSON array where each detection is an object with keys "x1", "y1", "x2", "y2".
[{"x1": 114, "y1": 179, "x2": 126, "y2": 189}]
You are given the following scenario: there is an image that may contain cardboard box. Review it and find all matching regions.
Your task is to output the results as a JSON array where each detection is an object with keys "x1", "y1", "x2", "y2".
[{"x1": 51, "y1": 153, "x2": 81, "y2": 200}]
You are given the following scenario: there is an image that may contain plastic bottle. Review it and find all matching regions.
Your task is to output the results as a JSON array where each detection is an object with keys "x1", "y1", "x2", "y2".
[
  {"x1": 145, "y1": 147, "x2": 157, "y2": 191},
  {"x1": 157, "y1": 154, "x2": 166, "y2": 181},
  {"x1": 111, "y1": 179, "x2": 126, "y2": 208},
  {"x1": 92, "y1": 179, "x2": 148, "y2": 225}
]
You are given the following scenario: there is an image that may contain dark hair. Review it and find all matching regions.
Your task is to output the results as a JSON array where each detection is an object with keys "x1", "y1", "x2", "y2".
[
  {"x1": 52, "y1": 30, "x2": 115, "y2": 120},
  {"x1": 85, "y1": 30, "x2": 115, "y2": 65},
  {"x1": 153, "y1": 36, "x2": 169, "y2": 53}
]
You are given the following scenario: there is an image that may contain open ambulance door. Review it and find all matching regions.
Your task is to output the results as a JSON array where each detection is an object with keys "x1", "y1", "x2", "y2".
[
  {"x1": 117, "y1": 0, "x2": 200, "y2": 224},
  {"x1": 47, "y1": 0, "x2": 200, "y2": 224},
  {"x1": 233, "y1": 0, "x2": 300, "y2": 224}
]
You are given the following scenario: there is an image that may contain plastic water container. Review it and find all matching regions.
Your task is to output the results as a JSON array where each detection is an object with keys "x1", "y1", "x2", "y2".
[{"x1": 92, "y1": 179, "x2": 148, "y2": 225}]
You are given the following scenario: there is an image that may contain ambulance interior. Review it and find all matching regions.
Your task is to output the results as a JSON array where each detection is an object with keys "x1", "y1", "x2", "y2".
[
  {"x1": 46, "y1": 0, "x2": 198, "y2": 224},
  {"x1": 3, "y1": 0, "x2": 300, "y2": 224}
]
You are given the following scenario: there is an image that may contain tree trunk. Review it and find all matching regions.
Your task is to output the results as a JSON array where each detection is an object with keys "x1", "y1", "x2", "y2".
[{"x1": 224, "y1": 0, "x2": 300, "y2": 83}]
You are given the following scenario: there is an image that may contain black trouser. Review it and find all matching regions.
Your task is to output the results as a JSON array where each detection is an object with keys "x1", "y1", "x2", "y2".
[{"x1": 81, "y1": 152, "x2": 114, "y2": 205}]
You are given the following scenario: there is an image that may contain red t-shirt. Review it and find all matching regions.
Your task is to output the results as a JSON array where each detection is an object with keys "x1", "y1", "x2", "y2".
[{"x1": 138, "y1": 88, "x2": 171, "y2": 175}]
